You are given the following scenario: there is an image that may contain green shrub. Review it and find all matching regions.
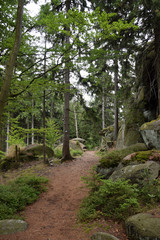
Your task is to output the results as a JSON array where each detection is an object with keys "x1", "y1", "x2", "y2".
[
  {"x1": 0, "y1": 175, "x2": 48, "y2": 220},
  {"x1": 70, "y1": 149, "x2": 83, "y2": 156},
  {"x1": 54, "y1": 148, "x2": 62, "y2": 158},
  {"x1": 78, "y1": 178, "x2": 140, "y2": 222},
  {"x1": 54, "y1": 148, "x2": 83, "y2": 159},
  {"x1": 78, "y1": 169, "x2": 160, "y2": 223},
  {"x1": 81, "y1": 167, "x2": 104, "y2": 192},
  {"x1": 138, "y1": 177, "x2": 160, "y2": 204}
]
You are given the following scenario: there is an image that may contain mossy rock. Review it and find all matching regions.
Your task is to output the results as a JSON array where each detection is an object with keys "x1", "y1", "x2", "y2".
[
  {"x1": 122, "y1": 150, "x2": 160, "y2": 166},
  {"x1": 125, "y1": 213, "x2": 160, "y2": 240},
  {"x1": 124, "y1": 128, "x2": 144, "y2": 147},
  {"x1": 99, "y1": 125, "x2": 114, "y2": 137},
  {"x1": 109, "y1": 161, "x2": 160, "y2": 184},
  {"x1": 140, "y1": 116, "x2": 160, "y2": 131},
  {"x1": 91, "y1": 232, "x2": 119, "y2": 240},
  {"x1": 0, "y1": 219, "x2": 27, "y2": 235},
  {"x1": 23, "y1": 144, "x2": 54, "y2": 158},
  {"x1": 140, "y1": 117, "x2": 160, "y2": 149},
  {"x1": 55, "y1": 140, "x2": 85, "y2": 152},
  {"x1": 99, "y1": 143, "x2": 147, "y2": 168}
]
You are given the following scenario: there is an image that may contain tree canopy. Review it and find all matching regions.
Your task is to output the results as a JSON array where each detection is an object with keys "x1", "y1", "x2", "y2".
[{"x1": 0, "y1": 0, "x2": 159, "y2": 160}]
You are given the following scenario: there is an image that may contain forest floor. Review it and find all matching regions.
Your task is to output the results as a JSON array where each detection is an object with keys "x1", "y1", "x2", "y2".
[{"x1": 0, "y1": 151, "x2": 128, "y2": 240}]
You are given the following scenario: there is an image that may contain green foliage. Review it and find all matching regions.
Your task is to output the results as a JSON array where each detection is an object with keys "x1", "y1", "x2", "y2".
[
  {"x1": 0, "y1": 151, "x2": 5, "y2": 160},
  {"x1": 0, "y1": 175, "x2": 48, "y2": 220},
  {"x1": 54, "y1": 147, "x2": 83, "y2": 159},
  {"x1": 81, "y1": 167, "x2": 104, "y2": 192},
  {"x1": 70, "y1": 149, "x2": 83, "y2": 156},
  {"x1": 78, "y1": 169, "x2": 160, "y2": 223},
  {"x1": 45, "y1": 118, "x2": 62, "y2": 149},
  {"x1": 54, "y1": 148, "x2": 62, "y2": 159},
  {"x1": 99, "y1": 143, "x2": 148, "y2": 168},
  {"x1": 138, "y1": 171, "x2": 160, "y2": 204},
  {"x1": 78, "y1": 178, "x2": 139, "y2": 222},
  {"x1": 7, "y1": 118, "x2": 26, "y2": 147}
]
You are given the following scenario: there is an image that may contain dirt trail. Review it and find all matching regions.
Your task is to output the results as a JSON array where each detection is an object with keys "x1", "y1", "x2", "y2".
[{"x1": 0, "y1": 151, "x2": 128, "y2": 240}]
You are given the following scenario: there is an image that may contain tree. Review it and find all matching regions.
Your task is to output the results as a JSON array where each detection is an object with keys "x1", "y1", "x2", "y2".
[
  {"x1": 62, "y1": 0, "x2": 73, "y2": 161},
  {"x1": 0, "y1": 0, "x2": 24, "y2": 150}
]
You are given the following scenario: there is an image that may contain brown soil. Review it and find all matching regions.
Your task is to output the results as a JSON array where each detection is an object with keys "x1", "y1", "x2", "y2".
[{"x1": 0, "y1": 151, "x2": 128, "y2": 240}]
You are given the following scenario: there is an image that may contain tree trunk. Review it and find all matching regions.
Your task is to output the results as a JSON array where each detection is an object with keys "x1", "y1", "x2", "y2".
[
  {"x1": 154, "y1": 21, "x2": 160, "y2": 115},
  {"x1": 26, "y1": 117, "x2": 29, "y2": 146},
  {"x1": 0, "y1": 0, "x2": 24, "y2": 150},
  {"x1": 74, "y1": 104, "x2": 79, "y2": 138},
  {"x1": 102, "y1": 87, "x2": 105, "y2": 129},
  {"x1": 31, "y1": 99, "x2": 35, "y2": 145},
  {"x1": 6, "y1": 112, "x2": 10, "y2": 153},
  {"x1": 62, "y1": 0, "x2": 73, "y2": 161},
  {"x1": 43, "y1": 36, "x2": 47, "y2": 163},
  {"x1": 43, "y1": 90, "x2": 46, "y2": 162},
  {"x1": 113, "y1": 58, "x2": 119, "y2": 141}
]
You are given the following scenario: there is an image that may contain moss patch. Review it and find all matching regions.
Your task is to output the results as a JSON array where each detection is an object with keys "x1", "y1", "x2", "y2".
[
  {"x1": 140, "y1": 116, "x2": 160, "y2": 131},
  {"x1": 122, "y1": 150, "x2": 160, "y2": 166},
  {"x1": 99, "y1": 143, "x2": 148, "y2": 168}
]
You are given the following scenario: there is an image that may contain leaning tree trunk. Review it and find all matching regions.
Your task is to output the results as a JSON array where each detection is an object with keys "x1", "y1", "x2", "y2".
[
  {"x1": 62, "y1": 0, "x2": 73, "y2": 161},
  {"x1": 0, "y1": 0, "x2": 24, "y2": 150}
]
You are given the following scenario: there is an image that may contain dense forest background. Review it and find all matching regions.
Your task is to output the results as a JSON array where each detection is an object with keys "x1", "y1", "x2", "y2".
[{"x1": 0, "y1": 0, "x2": 160, "y2": 160}]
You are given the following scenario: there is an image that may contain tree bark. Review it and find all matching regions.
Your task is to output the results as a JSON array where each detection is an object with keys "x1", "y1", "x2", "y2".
[
  {"x1": 113, "y1": 58, "x2": 119, "y2": 141},
  {"x1": 26, "y1": 117, "x2": 29, "y2": 146},
  {"x1": 154, "y1": 20, "x2": 160, "y2": 115},
  {"x1": 43, "y1": 36, "x2": 47, "y2": 163},
  {"x1": 0, "y1": 0, "x2": 24, "y2": 150},
  {"x1": 74, "y1": 104, "x2": 79, "y2": 138},
  {"x1": 62, "y1": 0, "x2": 73, "y2": 161},
  {"x1": 31, "y1": 99, "x2": 35, "y2": 145},
  {"x1": 6, "y1": 112, "x2": 10, "y2": 153},
  {"x1": 102, "y1": 87, "x2": 105, "y2": 129}
]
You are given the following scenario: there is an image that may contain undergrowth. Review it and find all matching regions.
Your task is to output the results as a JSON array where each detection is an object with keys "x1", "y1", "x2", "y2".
[
  {"x1": 0, "y1": 175, "x2": 48, "y2": 220},
  {"x1": 78, "y1": 168, "x2": 160, "y2": 222},
  {"x1": 54, "y1": 148, "x2": 83, "y2": 159}
]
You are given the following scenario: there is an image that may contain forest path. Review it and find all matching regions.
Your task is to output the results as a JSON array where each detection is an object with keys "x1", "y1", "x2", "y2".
[{"x1": 0, "y1": 151, "x2": 127, "y2": 240}]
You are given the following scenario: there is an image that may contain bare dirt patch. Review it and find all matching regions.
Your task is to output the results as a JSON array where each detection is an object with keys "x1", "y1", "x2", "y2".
[{"x1": 0, "y1": 151, "x2": 128, "y2": 240}]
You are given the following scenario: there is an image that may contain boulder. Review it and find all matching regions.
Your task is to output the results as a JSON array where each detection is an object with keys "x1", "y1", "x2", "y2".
[
  {"x1": 116, "y1": 122, "x2": 125, "y2": 149},
  {"x1": 96, "y1": 165, "x2": 116, "y2": 179},
  {"x1": 140, "y1": 117, "x2": 160, "y2": 149},
  {"x1": 55, "y1": 140, "x2": 85, "y2": 152},
  {"x1": 23, "y1": 144, "x2": 54, "y2": 158},
  {"x1": 99, "y1": 125, "x2": 114, "y2": 150},
  {"x1": 72, "y1": 138, "x2": 85, "y2": 143},
  {"x1": 91, "y1": 232, "x2": 119, "y2": 240},
  {"x1": 0, "y1": 219, "x2": 27, "y2": 235},
  {"x1": 109, "y1": 161, "x2": 160, "y2": 184},
  {"x1": 125, "y1": 213, "x2": 160, "y2": 240},
  {"x1": 122, "y1": 150, "x2": 160, "y2": 166}
]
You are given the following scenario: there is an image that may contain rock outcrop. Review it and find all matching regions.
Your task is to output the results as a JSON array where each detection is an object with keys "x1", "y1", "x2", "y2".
[
  {"x1": 125, "y1": 213, "x2": 160, "y2": 240},
  {"x1": 109, "y1": 161, "x2": 160, "y2": 184},
  {"x1": 140, "y1": 117, "x2": 160, "y2": 149},
  {"x1": 91, "y1": 232, "x2": 119, "y2": 240},
  {"x1": 23, "y1": 144, "x2": 54, "y2": 158},
  {"x1": 99, "y1": 125, "x2": 114, "y2": 150},
  {"x1": 0, "y1": 219, "x2": 27, "y2": 235}
]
